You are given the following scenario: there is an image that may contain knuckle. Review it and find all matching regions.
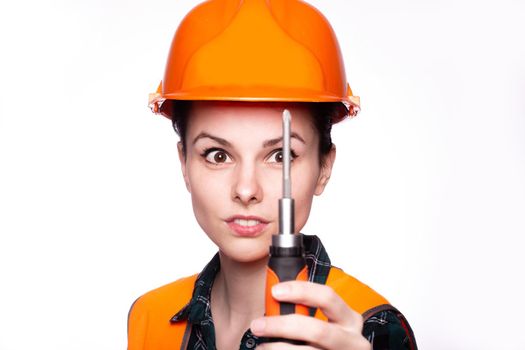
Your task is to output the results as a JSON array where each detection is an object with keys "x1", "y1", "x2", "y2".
[
  {"x1": 308, "y1": 321, "x2": 329, "y2": 342},
  {"x1": 264, "y1": 315, "x2": 280, "y2": 333},
  {"x1": 320, "y1": 287, "x2": 339, "y2": 308},
  {"x1": 295, "y1": 281, "x2": 309, "y2": 297},
  {"x1": 354, "y1": 312, "x2": 364, "y2": 325},
  {"x1": 346, "y1": 330, "x2": 371, "y2": 349},
  {"x1": 357, "y1": 337, "x2": 373, "y2": 350},
  {"x1": 279, "y1": 314, "x2": 300, "y2": 335},
  {"x1": 288, "y1": 281, "x2": 304, "y2": 296},
  {"x1": 327, "y1": 288, "x2": 340, "y2": 304},
  {"x1": 352, "y1": 311, "x2": 365, "y2": 332},
  {"x1": 284, "y1": 281, "x2": 307, "y2": 302}
]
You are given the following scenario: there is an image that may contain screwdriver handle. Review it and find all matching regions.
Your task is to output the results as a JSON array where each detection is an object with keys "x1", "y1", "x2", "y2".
[
  {"x1": 264, "y1": 241, "x2": 309, "y2": 345},
  {"x1": 265, "y1": 253, "x2": 309, "y2": 317}
]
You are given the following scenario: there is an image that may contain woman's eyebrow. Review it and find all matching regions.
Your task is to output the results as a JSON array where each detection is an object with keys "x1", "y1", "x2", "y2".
[
  {"x1": 263, "y1": 132, "x2": 305, "y2": 148},
  {"x1": 192, "y1": 132, "x2": 231, "y2": 146}
]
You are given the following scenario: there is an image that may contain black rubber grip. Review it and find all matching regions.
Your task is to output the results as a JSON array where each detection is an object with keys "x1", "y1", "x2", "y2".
[
  {"x1": 268, "y1": 254, "x2": 306, "y2": 315},
  {"x1": 266, "y1": 240, "x2": 307, "y2": 345}
]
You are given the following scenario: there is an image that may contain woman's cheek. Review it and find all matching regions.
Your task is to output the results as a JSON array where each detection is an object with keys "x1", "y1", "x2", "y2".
[
  {"x1": 188, "y1": 166, "x2": 228, "y2": 222},
  {"x1": 295, "y1": 192, "x2": 314, "y2": 232},
  {"x1": 292, "y1": 161, "x2": 320, "y2": 232}
]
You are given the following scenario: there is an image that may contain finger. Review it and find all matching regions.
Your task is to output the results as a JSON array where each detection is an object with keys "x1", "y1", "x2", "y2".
[
  {"x1": 251, "y1": 314, "x2": 364, "y2": 349},
  {"x1": 257, "y1": 342, "x2": 317, "y2": 350},
  {"x1": 271, "y1": 281, "x2": 363, "y2": 330}
]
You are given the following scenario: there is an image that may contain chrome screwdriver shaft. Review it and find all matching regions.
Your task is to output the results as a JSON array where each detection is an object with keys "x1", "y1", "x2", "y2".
[{"x1": 278, "y1": 109, "x2": 295, "y2": 238}]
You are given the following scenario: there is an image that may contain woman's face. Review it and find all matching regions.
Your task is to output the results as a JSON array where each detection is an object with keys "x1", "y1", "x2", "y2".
[{"x1": 178, "y1": 101, "x2": 335, "y2": 263}]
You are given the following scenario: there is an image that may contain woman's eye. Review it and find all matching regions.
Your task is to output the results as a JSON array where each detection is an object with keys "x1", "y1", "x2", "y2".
[
  {"x1": 267, "y1": 149, "x2": 296, "y2": 163},
  {"x1": 203, "y1": 149, "x2": 232, "y2": 164},
  {"x1": 269, "y1": 150, "x2": 284, "y2": 163}
]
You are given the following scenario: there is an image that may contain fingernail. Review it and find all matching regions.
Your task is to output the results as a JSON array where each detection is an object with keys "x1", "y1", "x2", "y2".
[
  {"x1": 250, "y1": 318, "x2": 266, "y2": 333},
  {"x1": 272, "y1": 284, "x2": 291, "y2": 297}
]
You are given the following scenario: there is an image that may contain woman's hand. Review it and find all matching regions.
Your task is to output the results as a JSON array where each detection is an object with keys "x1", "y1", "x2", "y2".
[{"x1": 250, "y1": 281, "x2": 372, "y2": 350}]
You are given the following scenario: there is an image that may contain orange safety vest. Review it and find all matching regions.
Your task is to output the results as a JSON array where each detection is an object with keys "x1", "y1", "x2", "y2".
[{"x1": 128, "y1": 267, "x2": 391, "y2": 350}]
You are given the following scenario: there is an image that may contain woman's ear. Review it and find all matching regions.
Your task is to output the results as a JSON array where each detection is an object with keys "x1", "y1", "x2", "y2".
[
  {"x1": 177, "y1": 142, "x2": 191, "y2": 192},
  {"x1": 314, "y1": 145, "x2": 336, "y2": 196}
]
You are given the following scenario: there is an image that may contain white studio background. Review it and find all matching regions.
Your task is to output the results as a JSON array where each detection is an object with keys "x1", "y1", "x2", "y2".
[{"x1": 0, "y1": 0, "x2": 524, "y2": 349}]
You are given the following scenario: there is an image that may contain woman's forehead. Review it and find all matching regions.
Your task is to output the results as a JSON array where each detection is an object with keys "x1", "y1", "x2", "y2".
[{"x1": 187, "y1": 101, "x2": 316, "y2": 137}]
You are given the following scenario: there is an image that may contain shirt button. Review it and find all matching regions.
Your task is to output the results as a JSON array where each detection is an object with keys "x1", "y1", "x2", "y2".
[{"x1": 245, "y1": 338, "x2": 256, "y2": 349}]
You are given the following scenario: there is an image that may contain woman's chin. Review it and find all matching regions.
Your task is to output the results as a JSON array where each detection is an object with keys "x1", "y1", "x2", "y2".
[{"x1": 218, "y1": 240, "x2": 271, "y2": 264}]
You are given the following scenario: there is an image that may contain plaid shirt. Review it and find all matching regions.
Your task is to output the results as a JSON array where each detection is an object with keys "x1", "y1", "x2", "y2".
[{"x1": 170, "y1": 235, "x2": 417, "y2": 350}]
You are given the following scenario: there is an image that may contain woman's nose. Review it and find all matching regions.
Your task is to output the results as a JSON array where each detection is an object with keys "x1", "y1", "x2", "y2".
[{"x1": 232, "y1": 162, "x2": 263, "y2": 205}]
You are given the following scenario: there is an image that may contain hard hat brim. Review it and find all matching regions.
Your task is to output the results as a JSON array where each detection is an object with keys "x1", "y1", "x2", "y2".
[{"x1": 149, "y1": 84, "x2": 360, "y2": 122}]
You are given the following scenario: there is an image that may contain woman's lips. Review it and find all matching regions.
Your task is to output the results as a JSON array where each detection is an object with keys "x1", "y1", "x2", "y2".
[{"x1": 225, "y1": 216, "x2": 269, "y2": 237}]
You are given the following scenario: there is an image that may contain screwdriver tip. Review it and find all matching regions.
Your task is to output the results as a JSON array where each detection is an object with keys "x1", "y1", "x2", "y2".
[{"x1": 283, "y1": 109, "x2": 291, "y2": 123}]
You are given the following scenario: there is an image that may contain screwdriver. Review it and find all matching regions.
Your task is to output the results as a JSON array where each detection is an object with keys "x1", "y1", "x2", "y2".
[{"x1": 264, "y1": 109, "x2": 309, "y2": 342}]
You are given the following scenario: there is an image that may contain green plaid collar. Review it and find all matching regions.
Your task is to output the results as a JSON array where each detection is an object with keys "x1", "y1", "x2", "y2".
[{"x1": 170, "y1": 234, "x2": 331, "y2": 324}]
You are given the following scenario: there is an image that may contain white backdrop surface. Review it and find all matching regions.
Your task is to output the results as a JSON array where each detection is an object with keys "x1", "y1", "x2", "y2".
[{"x1": 1, "y1": 0, "x2": 524, "y2": 349}]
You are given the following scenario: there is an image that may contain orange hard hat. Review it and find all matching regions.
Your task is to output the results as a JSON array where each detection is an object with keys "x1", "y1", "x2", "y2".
[{"x1": 149, "y1": 0, "x2": 360, "y2": 122}]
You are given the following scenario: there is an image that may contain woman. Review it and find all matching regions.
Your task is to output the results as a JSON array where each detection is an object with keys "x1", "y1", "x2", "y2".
[{"x1": 128, "y1": 1, "x2": 417, "y2": 349}]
